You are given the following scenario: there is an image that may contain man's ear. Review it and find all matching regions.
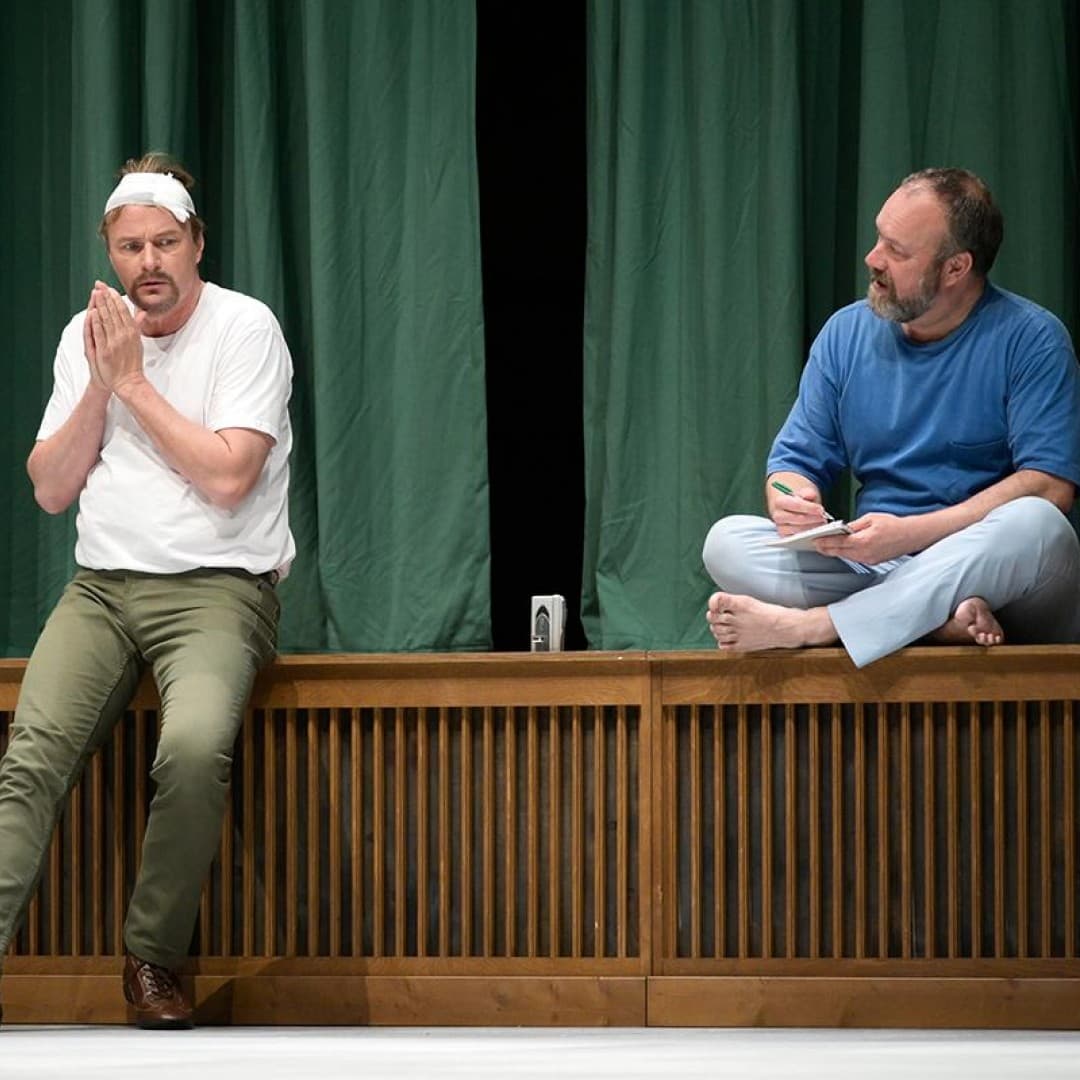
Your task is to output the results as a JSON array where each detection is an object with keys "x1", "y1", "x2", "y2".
[{"x1": 943, "y1": 249, "x2": 973, "y2": 283}]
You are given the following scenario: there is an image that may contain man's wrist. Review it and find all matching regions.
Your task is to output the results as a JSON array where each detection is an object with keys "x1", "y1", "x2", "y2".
[{"x1": 110, "y1": 371, "x2": 151, "y2": 404}]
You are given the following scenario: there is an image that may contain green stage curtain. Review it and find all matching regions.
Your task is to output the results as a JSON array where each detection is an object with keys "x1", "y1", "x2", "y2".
[
  {"x1": 0, "y1": 0, "x2": 490, "y2": 654},
  {"x1": 583, "y1": 0, "x2": 1080, "y2": 650}
]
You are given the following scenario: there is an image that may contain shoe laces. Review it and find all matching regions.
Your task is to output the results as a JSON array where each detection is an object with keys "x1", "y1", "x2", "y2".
[{"x1": 138, "y1": 961, "x2": 179, "y2": 1002}]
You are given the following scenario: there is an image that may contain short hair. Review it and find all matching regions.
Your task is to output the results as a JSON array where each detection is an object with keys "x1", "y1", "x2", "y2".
[
  {"x1": 900, "y1": 167, "x2": 1003, "y2": 277},
  {"x1": 97, "y1": 152, "x2": 206, "y2": 247}
]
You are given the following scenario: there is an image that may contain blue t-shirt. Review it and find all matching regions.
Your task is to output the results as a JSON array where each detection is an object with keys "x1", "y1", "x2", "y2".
[{"x1": 767, "y1": 284, "x2": 1080, "y2": 516}]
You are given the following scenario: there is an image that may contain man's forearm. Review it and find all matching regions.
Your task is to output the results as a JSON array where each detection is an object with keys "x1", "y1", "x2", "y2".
[
  {"x1": 907, "y1": 469, "x2": 1074, "y2": 550},
  {"x1": 112, "y1": 374, "x2": 269, "y2": 509},
  {"x1": 27, "y1": 385, "x2": 111, "y2": 513}
]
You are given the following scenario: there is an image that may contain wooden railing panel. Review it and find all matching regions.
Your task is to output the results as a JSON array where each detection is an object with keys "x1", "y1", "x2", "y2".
[
  {"x1": 3, "y1": 656, "x2": 648, "y2": 971},
  {"x1": 2, "y1": 649, "x2": 1078, "y2": 1026}
]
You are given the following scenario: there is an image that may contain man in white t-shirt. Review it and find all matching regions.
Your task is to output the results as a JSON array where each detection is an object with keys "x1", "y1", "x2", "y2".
[{"x1": 0, "y1": 154, "x2": 294, "y2": 1028}]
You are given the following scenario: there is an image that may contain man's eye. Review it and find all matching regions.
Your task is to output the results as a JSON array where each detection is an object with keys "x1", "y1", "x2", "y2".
[
  {"x1": 158, "y1": 238, "x2": 178, "y2": 249},
  {"x1": 120, "y1": 243, "x2": 141, "y2": 253}
]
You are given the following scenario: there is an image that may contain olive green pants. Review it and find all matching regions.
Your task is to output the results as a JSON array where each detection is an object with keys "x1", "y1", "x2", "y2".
[{"x1": 0, "y1": 568, "x2": 279, "y2": 968}]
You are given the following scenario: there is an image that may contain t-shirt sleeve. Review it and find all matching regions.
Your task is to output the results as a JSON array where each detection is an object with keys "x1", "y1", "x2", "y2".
[
  {"x1": 36, "y1": 316, "x2": 90, "y2": 441},
  {"x1": 766, "y1": 322, "x2": 849, "y2": 493},
  {"x1": 205, "y1": 310, "x2": 293, "y2": 442},
  {"x1": 1006, "y1": 314, "x2": 1080, "y2": 486}
]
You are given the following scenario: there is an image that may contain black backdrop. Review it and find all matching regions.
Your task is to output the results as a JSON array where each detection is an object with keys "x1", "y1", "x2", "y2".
[{"x1": 477, "y1": 2, "x2": 588, "y2": 651}]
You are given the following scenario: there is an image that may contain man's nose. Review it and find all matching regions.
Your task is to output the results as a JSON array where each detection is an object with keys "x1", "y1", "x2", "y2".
[
  {"x1": 864, "y1": 241, "x2": 884, "y2": 270},
  {"x1": 139, "y1": 245, "x2": 161, "y2": 269}
]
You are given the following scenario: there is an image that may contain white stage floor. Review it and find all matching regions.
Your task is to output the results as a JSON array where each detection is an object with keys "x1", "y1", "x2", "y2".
[{"x1": 2, "y1": 1027, "x2": 1078, "y2": 1080}]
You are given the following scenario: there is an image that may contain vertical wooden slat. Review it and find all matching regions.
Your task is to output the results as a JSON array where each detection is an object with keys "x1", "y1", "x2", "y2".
[
  {"x1": 483, "y1": 707, "x2": 496, "y2": 958},
  {"x1": 70, "y1": 779, "x2": 82, "y2": 955},
  {"x1": 715, "y1": 708, "x2": 726, "y2": 959},
  {"x1": 134, "y1": 711, "x2": 149, "y2": 872},
  {"x1": 90, "y1": 752, "x2": 103, "y2": 954},
  {"x1": 396, "y1": 709, "x2": 408, "y2": 958},
  {"x1": 307, "y1": 711, "x2": 320, "y2": 956},
  {"x1": 877, "y1": 705, "x2": 889, "y2": 959},
  {"x1": 970, "y1": 703, "x2": 982, "y2": 960},
  {"x1": 785, "y1": 705, "x2": 796, "y2": 959},
  {"x1": 854, "y1": 706, "x2": 865, "y2": 960},
  {"x1": 461, "y1": 708, "x2": 473, "y2": 958},
  {"x1": 571, "y1": 706, "x2": 584, "y2": 958},
  {"x1": 243, "y1": 712, "x2": 256, "y2": 956},
  {"x1": 284, "y1": 710, "x2": 297, "y2": 956},
  {"x1": 548, "y1": 709, "x2": 560, "y2": 958},
  {"x1": 831, "y1": 707, "x2": 842, "y2": 959},
  {"x1": 1017, "y1": 703, "x2": 1029, "y2": 959},
  {"x1": 809, "y1": 707, "x2": 820, "y2": 958},
  {"x1": 923, "y1": 707, "x2": 936, "y2": 959},
  {"x1": 689, "y1": 706, "x2": 702, "y2": 958},
  {"x1": 594, "y1": 707, "x2": 606, "y2": 959},
  {"x1": 1039, "y1": 701, "x2": 1051, "y2": 959},
  {"x1": 617, "y1": 707, "x2": 629, "y2": 959},
  {"x1": 527, "y1": 706, "x2": 539, "y2": 958},
  {"x1": 350, "y1": 710, "x2": 364, "y2": 957},
  {"x1": 993, "y1": 703, "x2": 1005, "y2": 957},
  {"x1": 417, "y1": 710, "x2": 429, "y2": 959},
  {"x1": 438, "y1": 707, "x2": 451, "y2": 957},
  {"x1": 738, "y1": 705, "x2": 750, "y2": 959},
  {"x1": 901, "y1": 703, "x2": 912, "y2": 958},
  {"x1": 112, "y1": 720, "x2": 125, "y2": 956},
  {"x1": 1066, "y1": 704, "x2": 1076, "y2": 958},
  {"x1": 48, "y1": 818, "x2": 62, "y2": 954},
  {"x1": 373, "y1": 709, "x2": 387, "y2": 957},
  {"x1": 761, "y1": 708, "x2": 773, "y2": 959},
  {"x1": 264, "y1": 710, "x2": 277, "y2": 957},
  {"x1": 328, "y1": 712, "x2": 342, "y2": 957},
  {"x1": 946, "y1": 702, "x2": 959, "y2": 959},
  {"x1": 663, "y1": 704, "x2": 678, "y2": 959},
  {"x1": 129, "y1": 712, "x2": 148, "y2": 954},
  {"x1": 220, "y1": 757, "x2": 234, "y2": 957},
  {"x1": 505, "y1": 710, "x2": 517, "y2": 957}
]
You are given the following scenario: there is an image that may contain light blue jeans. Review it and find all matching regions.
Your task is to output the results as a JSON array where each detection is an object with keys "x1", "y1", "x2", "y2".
[
  {"x1": 0, "y1": 568, "x2": 279, "y2": 968},
  {"x1": 702, "y1": 496, "x2": 1080, "y2": 667}
]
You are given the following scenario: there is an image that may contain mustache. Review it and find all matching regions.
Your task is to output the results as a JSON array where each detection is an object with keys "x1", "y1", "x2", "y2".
[
  {"x1": 869, "y1": 268, "x2": 890, "y2": 287},
  {"x1": 133, "y1": 271, "x2": 177, "y2": 288}
]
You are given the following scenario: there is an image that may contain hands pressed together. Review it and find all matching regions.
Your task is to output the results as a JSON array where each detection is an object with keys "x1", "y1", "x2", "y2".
[{"x1": 83, "y1": 281, "x2": 146, "y2": 394}]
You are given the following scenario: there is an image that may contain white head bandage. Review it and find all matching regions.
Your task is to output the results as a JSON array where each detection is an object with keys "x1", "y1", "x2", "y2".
[{"x1": 103, "y1": 172, "x2": 196, "y2": 223}]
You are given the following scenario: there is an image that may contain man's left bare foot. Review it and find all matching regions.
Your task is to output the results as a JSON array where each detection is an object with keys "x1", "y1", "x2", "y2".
[{"x1": 931, "y1": 596, "x2": 1004, "y2": 647}]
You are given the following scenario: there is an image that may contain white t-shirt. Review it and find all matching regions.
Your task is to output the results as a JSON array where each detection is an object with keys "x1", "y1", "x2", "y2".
[{"x1": 38, "y1": 282, "x2": 296, "y2": 577}]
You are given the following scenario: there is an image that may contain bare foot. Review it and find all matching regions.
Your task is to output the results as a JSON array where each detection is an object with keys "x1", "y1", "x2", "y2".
[
  {"x1": 706, "y1": 592, "x2": 838, "y2": 652},
  {"x1": 930, "y1": 597, "x2": 1004, "y2": 647}
]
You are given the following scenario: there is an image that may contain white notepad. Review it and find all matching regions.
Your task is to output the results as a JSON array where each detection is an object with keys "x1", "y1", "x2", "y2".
[{"x1": 764, "y1": 520, "x2": 851, "y2": 550}]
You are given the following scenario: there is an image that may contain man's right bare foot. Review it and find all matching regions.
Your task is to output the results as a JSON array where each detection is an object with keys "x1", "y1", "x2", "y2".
[
  {"x1": 931, "y1": 597, "x2": 1004, "y2": 647},
  {"x1": 706, "y1": 591, "x2": 838, "y2": 652}
]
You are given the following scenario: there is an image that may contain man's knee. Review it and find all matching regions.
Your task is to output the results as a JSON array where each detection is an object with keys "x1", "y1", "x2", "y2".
[
  {"x1": 150, "y1": 728, "x2": 234, "y2": 795},
  {"x1": 702, "y1": 514, "x2": 769, "y2": 588},
  {"x1": 986, "y1": 495, "x2": 1079, "y2": 567}
]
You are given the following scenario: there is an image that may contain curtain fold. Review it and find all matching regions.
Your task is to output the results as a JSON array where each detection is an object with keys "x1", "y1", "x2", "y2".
[
  {"x1": 584, "y1": 0, "x2": 805, "y2": 649},
  {"x1": 0, "y1": 0, "x2": 490, "y2": 655},
  {"x1": 583, "y1": 0, "x2": 1080, "y2": 650}
]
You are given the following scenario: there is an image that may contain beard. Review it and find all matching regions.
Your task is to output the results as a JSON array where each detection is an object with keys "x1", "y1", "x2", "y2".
[
  {"x1": 130, "y1": 270, "x2": 180, "y2": 316},
  {"x1": 867, "y1": 262, "x2": 942, "y2": 323}
]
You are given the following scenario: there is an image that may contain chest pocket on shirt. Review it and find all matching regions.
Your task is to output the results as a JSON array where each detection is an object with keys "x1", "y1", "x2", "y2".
[{"x1": 944, "y1": 437, "x2": 1010, "y2": 501}]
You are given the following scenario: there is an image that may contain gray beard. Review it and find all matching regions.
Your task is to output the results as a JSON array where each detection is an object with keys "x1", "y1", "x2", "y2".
[{"x1": 866, "y1": 267, "x2": 940, "y2": 324}]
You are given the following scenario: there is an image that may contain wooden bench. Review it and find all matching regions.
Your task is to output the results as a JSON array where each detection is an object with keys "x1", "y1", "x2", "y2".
[{"x1": 2, "y1": 647, "x2": 1078, "y2": 1026}]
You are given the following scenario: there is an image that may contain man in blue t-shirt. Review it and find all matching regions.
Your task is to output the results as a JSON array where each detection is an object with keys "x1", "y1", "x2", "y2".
[{"x1": 701, "y1": 167, "x2": 1080, "y2": 667}]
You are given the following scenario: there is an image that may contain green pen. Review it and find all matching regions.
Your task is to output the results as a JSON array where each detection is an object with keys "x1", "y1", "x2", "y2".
[{"x1": 770, "y1": 480, "x2": 836, "y2": 522}]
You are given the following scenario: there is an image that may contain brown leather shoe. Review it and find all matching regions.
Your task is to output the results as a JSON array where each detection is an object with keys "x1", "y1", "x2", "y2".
[{"x1": 122, "y1": 954, "x2": 193, "y2": 1029}]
